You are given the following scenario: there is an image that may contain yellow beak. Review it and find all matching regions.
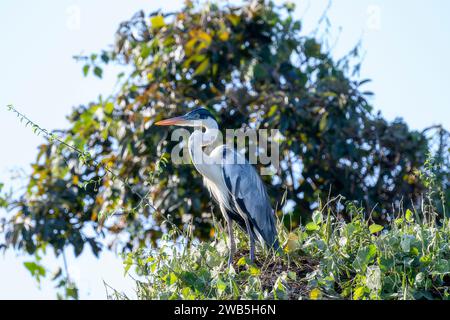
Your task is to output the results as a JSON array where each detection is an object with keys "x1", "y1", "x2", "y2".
[{"x1": 155, "y1": 116, "x2": 186, "y2": 126}]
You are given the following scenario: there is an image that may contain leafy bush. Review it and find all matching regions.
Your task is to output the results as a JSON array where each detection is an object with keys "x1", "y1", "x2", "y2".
[{"x1": 115, "y1": 194, "x2": 450, "y2": 300}]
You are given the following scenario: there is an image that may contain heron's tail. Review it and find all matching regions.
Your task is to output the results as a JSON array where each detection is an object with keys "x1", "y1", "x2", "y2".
[{"x1": 258, "y1": 213, "x2": 282, "y2": 254}]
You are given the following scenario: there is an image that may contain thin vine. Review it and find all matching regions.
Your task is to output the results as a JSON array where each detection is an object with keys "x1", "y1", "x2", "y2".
[{"x1": 5, "y1": 104, "x2": 182, "y2": 234}]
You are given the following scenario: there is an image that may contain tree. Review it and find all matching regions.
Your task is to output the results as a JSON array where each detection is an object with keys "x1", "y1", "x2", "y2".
[{"x1": 2, "y1": 0, "x2": 448, "y2": 293}]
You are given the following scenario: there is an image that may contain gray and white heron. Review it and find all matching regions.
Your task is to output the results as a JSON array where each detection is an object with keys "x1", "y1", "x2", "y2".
[{"x1": 156, "y1": 107, "x2": 280, "y2": 265}]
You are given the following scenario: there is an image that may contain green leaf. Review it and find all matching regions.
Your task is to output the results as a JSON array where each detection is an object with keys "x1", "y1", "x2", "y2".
[
  {"x1": 378, "y1": 256, "x2": 394, "y2": 272},
  {"x1": 82, "y1": 64, "x2": 90, "y2": 77},
  {"x1": 193, "y1": 58, "x2": 209, "y2": 76},
  {"x1": 319, "y1": 112, "x2": 328, "y2": 132},
  {"x1": 305, "y1": 222, "x2": 319, "y2": 231},
  {"x1": 100, "y1": 52, "x2": 109, "y2": 63},
  {"x1": 312, "y1": 210, "x2": 323, "y2": 225},
  {"x1": 93, "y1": 66, "x2": 103, "y2": 78},
  {"x1": 23, "y1": 261, "x2": 46, "y2": 282},
  {"x1": 164, "y1": 272, "x2": 178, "y2": 285},
  {"x1": 252, "y1": 63, "x2": 268, "y2": 81},
  {"x1": 410, "y1": 246, "x2": 419, "y2": 256},
  {"x1": 104, "y1": 102, "x2": 114, "y2": 114},
  {"x1": 369, "y1": 224, "x2": 383, "y2": 234},
  {"x1": 267, "y1": 105, "x2": 278, "y2": 117},
  {"x1": 287, "y1": 271, "x2": 297, "y2": 280},
  {"x1": 400, "y1": 235, "x2": 412, "y2": 253},
  {"x1": 216, "y1": 278, "x2": 227, "y2": 294},
  {"x1": 123, "y1": 253, "x2": 133, "y2": 276},
  {"x1": 304, "y1": 38, "x2": 322, "y2": 58},
  {"x1": 352, "y1": 244, "x2": 377, "y2": 272},
  {"x1": 420, "y1": 255, "x2": 432, "y2": 265},
  {"x1": 405, "y1": 209, "x2": 414, "y2": 222}
]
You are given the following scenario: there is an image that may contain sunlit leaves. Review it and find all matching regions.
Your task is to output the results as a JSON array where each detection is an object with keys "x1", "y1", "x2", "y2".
[
  {"x1": 369, "y1": 224, "x2": 383, "y2": 234},
  {"x1": 305, "y1": 222, "x2": 319, "y2": 232},
  {"x1": 405, "y1": 209, "x2": 414, "y2": 222},
  {"x1": 185, "y1": 30, "x2": 212, "y2": 56},
  {"x1": 193, "y1": 58, "x2": 210, "y2": 76},
  {"x1": 309, "y1": 288, "x2": 322, "y2": 300},
  {"x1": 104, "y1": 102, "x2": 114, "y2": 114},
  {"x1": 218, "y1": 30, "x2": 229, "y2": 42},
  {"x1": 23, "y1": 261, "x2": 46, "y2": 283},
  {"x1": 150, "y1": 15, "x2": 165, "y2": 29},
  {"x1": 226, "y1": 14, "x2": 240, "y2": 27}
]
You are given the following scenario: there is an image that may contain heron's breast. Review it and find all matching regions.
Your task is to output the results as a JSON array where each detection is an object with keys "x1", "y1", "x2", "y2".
[{"x1": 203, "y1": 176, "x2": 233, "y2": 211}]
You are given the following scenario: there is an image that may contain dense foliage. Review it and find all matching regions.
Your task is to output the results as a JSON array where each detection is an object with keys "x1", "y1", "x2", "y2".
[
  {"x1": 115, "y1": 193, "x2": 450, "y2": 300},
  {"x1": 0, "y1": 183, "x2": 8, "y2": 209},
  {"x1": 1, "y1": 0, "x2": 449, "y2": 298}
]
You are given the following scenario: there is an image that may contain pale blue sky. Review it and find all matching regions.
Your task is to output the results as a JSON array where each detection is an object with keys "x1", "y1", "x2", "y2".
[{"x1": 0, "y1": 0, "x2": 449, "y2": 299}]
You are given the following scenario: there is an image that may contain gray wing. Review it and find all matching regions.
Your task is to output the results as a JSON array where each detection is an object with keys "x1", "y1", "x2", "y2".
[{"x1": 220, "y1": 146, "x2": 279, "y2": 249}]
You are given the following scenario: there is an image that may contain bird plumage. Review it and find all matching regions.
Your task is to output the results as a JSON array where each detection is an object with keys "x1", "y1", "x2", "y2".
[{"x1": 156, "y1": 107, "x2": 280, "y2": 263}]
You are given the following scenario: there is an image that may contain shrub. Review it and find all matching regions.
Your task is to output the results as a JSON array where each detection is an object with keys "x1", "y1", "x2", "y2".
[{"x1": 113, "y1": 194, "x2": 450, "y2": 300}]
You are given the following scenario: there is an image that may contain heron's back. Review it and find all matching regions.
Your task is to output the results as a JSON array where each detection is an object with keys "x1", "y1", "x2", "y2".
[{"x1": 208, "y1": 145, "x2": 280, "y2": 250}]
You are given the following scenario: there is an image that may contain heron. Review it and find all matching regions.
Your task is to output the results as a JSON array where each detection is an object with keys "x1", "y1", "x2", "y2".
[{"x1": 156, "y1": 107, "x2": 280, "y2": 265}]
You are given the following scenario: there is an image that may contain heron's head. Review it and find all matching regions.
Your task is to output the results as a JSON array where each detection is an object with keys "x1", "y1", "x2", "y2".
[{"x1": 155, "y1": 107, "x2": 216, "y2": 127}]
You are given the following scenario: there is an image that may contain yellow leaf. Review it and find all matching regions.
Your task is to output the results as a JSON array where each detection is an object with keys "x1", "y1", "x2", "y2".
[
  {"x1": 309, "y1": 288, "x2": 322, "y2": 300},
  {"x1": 184, "y1": 38, "x2": 198, "y2": 55},
  {"x1": 218, "y1": 30, "x2": 230, "y2": 41},
  {"x1": 249, "y1": 266, "x2": 260, "y2": 276},
  {"x1": 95, "y1": 196, "x2": 104, "y2": 205},
  {"x1": 319, "y1": 112, "x2": 328, "y2": 132},
  {"x1": 72, "y1": 175, "x2": 79, "y2": 185},
  {"x1": 197, "y1": 31, "x2": 212, "y2": 45},
  {"x1": 193, "y1": 54, "x2": 207, "y2": 62},
  {"x1": 227, "y1": 14, "x2": 240, "y2": 27},
  {"x1": 177, "y1": 13, "x2": 185, "y2": 21},
  {"x1": 353, "y1": 286, "x2": 365, "y2": 300},
  {"x1": 104, "y1": 102, "x2": 114, "y2": 114},
  {"x1": 193, "y1": 58, "x2": 209, "y2": 76},
  {"x1": 183, "y1": 56, "x2": 195, "y2": 68},
  {"x1": 150, "y1": 15, "x2": 165, "y2": 29}
]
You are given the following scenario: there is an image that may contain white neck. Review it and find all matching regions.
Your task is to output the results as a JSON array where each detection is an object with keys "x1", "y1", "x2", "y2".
[{"x1": 188, "y1": 118, "x2": 219, "y2": 178}]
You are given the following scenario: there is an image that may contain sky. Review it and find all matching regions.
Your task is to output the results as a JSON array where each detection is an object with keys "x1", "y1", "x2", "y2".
[{"x1": 0, "y1": 0, "x2": 449, "y2": 299}]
